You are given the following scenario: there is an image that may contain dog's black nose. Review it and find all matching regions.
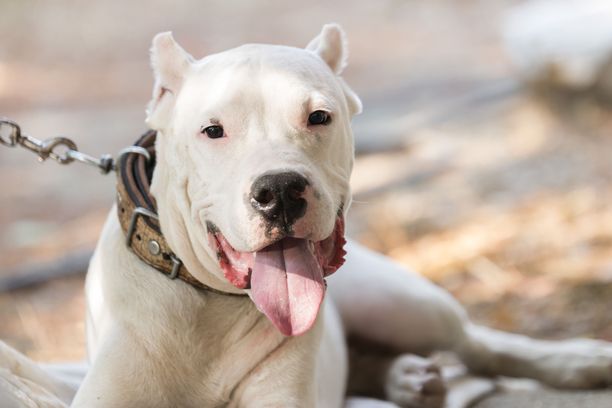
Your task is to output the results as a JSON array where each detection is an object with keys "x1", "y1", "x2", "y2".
[{"x1": 250, "y1": 172, "x2": 309, "y2": 226}]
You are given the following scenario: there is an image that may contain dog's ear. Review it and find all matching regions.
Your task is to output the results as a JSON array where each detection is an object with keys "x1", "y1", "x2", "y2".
[
  {"x1": 340, "y1": 79, "x2": 363, "y2": 116},
  {"x1": 146, "y1": 32, "x2": 194, "y2": 128},
  {"x1": 307, "y1": 24, "x2": 362, "y2": 115},
  {"x1": 306, "y1": 24, "x2": 348, "y2": 75}
]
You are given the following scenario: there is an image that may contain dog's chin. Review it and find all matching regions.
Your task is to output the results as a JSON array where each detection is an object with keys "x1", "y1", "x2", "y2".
[{"x1": 207, "y1": 217, "x2": 346, "y2": 336}]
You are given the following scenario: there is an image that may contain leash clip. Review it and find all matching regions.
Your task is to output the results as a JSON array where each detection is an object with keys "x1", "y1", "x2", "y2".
[
  {"x1": 0, "y1": 117, "x2": 153, "y2": 174},
  {"x1": 0, "y1": 119, "x2": 20, "y2": 147}
]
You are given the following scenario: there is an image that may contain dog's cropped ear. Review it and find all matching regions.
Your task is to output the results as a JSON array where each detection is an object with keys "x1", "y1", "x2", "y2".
[
  {"x1": 146, "y1": 32, "x2": 194, "y2": 129},
  {"x1": 307, "y1": 24, "x2": 362, "y2": 116},
  {"x1": 306, "y1": 24, "x2": 348, "y2": 75},
  {"x1": 340, "y1": 80, "x2": 362, "y2": 116}
]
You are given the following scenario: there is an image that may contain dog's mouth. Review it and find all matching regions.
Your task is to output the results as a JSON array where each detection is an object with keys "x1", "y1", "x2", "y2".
[{"x1": 207, "y1": 217, "x2": 346, "y2": 336}]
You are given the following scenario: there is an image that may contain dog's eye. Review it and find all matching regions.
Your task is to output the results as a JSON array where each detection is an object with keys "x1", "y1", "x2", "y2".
[
  {"x1": 201, "y1": 125, "x2": 225, "y2": 139},
  {"x1": 308, "y1": 110, "x2": 331, "y2": 126}
]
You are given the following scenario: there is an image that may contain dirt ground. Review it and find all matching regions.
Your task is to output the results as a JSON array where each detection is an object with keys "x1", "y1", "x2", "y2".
[{"x1": 1, "y1": 0, "x2": 612, "y2": 406}]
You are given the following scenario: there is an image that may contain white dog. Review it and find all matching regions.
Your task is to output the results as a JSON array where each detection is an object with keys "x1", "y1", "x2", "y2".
[{"x1": 2, "y1": 24, "x2": 612, "y2": 408}]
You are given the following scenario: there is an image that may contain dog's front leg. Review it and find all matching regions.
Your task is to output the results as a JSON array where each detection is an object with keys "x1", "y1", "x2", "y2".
[{"x1": 71, "y1": 325, "x2": 170, "y2": 408}]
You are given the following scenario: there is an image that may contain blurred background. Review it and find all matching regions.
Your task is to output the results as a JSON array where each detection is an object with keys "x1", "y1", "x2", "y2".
[{"x1": 1, "y1": 0, "x2": 612, "y2": 384}]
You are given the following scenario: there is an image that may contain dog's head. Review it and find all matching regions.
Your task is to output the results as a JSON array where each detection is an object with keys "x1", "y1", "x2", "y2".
[{"x1": 146, "y1": 24, "x2": 361, "y2": 336}]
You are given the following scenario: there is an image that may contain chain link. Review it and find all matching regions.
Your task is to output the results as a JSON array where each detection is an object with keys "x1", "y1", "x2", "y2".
[{"x1": 0, "y1": 117, "x2": 123, "y2": 174}]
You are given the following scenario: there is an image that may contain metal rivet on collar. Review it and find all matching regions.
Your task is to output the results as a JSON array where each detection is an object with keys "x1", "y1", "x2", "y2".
[{"x1": 148, "y1": 239, "x2": 161, "y2": 255}]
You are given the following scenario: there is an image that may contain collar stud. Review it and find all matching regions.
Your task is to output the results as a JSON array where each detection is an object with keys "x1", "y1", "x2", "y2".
[{"x1": 148, "y1": 240, "x2": 161, "y2": 255}]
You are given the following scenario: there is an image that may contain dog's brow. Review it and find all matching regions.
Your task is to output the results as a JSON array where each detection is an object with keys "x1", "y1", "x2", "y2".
[{"x1": 307, "y1": 93, "x2": 335, "y2": 113}]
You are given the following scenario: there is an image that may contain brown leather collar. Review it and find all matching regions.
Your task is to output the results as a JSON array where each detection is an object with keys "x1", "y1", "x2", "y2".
[{"x1": 116, "y1": 130, "x2": 247, "y2": 297}]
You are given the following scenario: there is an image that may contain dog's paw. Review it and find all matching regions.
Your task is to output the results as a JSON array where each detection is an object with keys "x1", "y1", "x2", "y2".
[
  {"x1": 537, "y1": 339, "x2": 612, "y2": 388},
  {"x1": 384, "y1": 354, "x2": 446, "y2": 408}
]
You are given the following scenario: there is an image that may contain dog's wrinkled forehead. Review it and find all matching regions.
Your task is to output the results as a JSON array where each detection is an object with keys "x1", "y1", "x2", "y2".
[
  {"x1": 176, "y1": 46, "x2": 341, "y2": 126},
  {"x1": 197, "y1": 44, "x2": 340, "y2": 87},
  {"x1": 146, "y1": 24, "x2": 362, "y2": 131}
]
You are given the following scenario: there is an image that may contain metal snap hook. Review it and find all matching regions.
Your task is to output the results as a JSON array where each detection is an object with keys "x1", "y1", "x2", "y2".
[{"x1": 41, "y1": 137, "x2": 78, "y2": 164}]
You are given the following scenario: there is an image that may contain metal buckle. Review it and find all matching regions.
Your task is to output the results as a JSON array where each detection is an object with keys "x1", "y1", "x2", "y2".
[
  {"x1": 126, "y1": 206, "x2": 182, "y2": 280},
  {"x1": 126, "y1": 207, "x2": 159, "y2": 247},
  {"x1": 169, "y1": 255, "x2": 182, "y2": 280}
]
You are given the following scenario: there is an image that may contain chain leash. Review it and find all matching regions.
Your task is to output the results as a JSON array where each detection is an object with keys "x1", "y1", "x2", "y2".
[{"x1": 0, "y1": 118, "x2": 150, "y2": 174}]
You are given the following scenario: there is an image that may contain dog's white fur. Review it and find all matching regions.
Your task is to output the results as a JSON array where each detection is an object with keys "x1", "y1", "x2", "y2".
[{"x1": 2, "y1": 25, "x2": 612, "y2": 408}]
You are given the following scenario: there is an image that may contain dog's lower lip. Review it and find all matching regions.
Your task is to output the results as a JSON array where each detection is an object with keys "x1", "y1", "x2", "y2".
[
  {"x1": 251, "y1": 238, "x2": 285, "y2": 253},
  {"x1": 250, "y1": 232, "x2": 306, "y2": 252}
]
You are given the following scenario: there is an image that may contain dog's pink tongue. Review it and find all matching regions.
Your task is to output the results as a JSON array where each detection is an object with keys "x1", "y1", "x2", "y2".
[{"x1": 251, "y1": 238, "x2": 325, "y2": 336}]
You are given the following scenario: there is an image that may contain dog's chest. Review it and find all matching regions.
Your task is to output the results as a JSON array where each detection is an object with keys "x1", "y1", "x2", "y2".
[{"x1": 150, "y1": 297, "x2": 287, "y2": 405}]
